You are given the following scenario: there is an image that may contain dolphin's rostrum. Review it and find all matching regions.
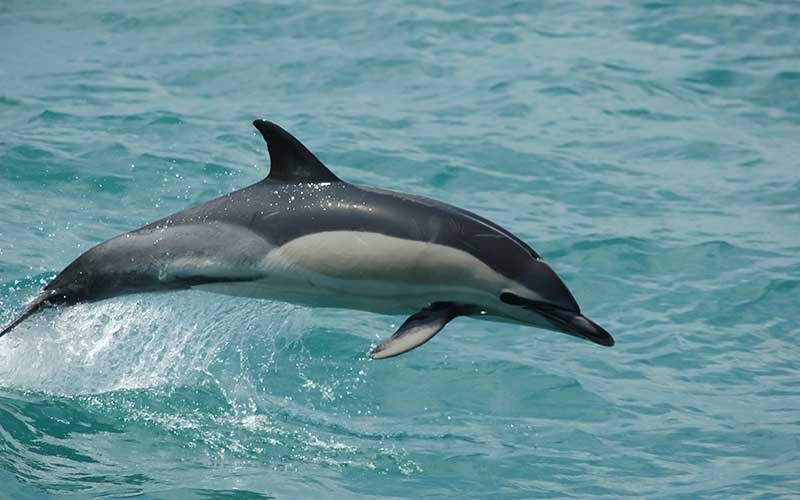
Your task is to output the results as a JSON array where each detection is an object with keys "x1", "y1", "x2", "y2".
[{"x1": 1, "y1": 120, "x2": 614, "y2": 358}]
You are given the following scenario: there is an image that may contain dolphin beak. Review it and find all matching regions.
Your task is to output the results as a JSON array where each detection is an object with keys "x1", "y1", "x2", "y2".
[
  {"x1": 537, "y1": 308, "x2": 615, "y2": 347},
  {"x1": 499, "y1": 292, "x2": 615, "y2": 347}
]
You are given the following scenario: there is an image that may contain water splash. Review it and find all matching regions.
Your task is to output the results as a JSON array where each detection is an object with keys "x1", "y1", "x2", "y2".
[
  {"x1": 0, "y1": 292, "x2": 309, "y2": 395},
  {"x1": 0, "y1": 291, "x2": 423, "y2": 486}
]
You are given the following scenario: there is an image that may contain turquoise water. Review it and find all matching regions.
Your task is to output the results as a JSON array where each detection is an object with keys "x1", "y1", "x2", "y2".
[{"x1": 2, "y1": 0, "x2": 799, "y2": 497}]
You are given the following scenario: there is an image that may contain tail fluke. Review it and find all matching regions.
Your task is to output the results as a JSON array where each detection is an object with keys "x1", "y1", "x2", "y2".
[{"x1": 0, "y1": 291, "x2": 54, "y2": 339}]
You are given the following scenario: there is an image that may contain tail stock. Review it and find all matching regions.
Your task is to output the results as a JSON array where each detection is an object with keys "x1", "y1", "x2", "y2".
[{"x1": 0, "y1": 291, "x2": 56, "y2": 339}]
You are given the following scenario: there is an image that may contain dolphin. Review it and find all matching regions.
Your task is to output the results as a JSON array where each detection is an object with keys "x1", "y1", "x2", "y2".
[{"x1": 0, "y1": 120, "x2": 614, "y2": 358}]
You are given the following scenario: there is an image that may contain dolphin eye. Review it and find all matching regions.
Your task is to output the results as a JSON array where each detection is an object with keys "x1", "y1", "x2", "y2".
[
  {"x1": 500, "y1": 292, "x2": 527, "y2": 306},
  {"x1": 500, "y1": 292, "x2": 556, "y2": 311}
]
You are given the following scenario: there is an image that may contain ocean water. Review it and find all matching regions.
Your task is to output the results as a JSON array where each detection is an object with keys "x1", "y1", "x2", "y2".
[{"x1": 1, "y1": 0, "x2": 799, "y2": 498}]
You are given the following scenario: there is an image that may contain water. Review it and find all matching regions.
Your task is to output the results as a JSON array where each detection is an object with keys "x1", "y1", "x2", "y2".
[{"x1": 1, "y1": 1, "x2": 799, "y2": 498}]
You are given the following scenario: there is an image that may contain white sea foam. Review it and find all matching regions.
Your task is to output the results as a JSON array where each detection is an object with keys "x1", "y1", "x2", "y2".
[{"x1": 0, "y1": 292, "x2": 309, "y2": 395}]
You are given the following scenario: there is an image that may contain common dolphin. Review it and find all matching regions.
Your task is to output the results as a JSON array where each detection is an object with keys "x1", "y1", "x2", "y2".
[{"x1": 1, "y1": 120, "x2": 614, "y2": 358}]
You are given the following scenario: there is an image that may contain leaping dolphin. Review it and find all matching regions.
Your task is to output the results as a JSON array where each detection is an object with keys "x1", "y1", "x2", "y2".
[{"x1": 1, "y1": 120, "x2": 614, "y2": 358}]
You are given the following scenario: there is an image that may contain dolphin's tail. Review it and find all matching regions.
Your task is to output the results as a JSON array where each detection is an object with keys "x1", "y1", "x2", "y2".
[{"x1": 0, "y1": 291, "x2": 55, "y2": 339}]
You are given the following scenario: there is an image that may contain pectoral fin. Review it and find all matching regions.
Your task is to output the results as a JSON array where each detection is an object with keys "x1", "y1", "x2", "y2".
[{"x1": 369, "y1": 303, "x2": 461, "y2": 360}]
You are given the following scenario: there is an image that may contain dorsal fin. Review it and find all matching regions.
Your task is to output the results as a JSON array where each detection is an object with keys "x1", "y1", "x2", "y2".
[{"x1": 252, "y1": 119, "x2": 341, "y2": 183}]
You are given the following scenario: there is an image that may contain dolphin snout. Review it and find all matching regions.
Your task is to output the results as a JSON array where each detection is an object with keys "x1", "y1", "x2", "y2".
[{"x1": 541, "y1": 308, "x2": 615, "y2": 347}]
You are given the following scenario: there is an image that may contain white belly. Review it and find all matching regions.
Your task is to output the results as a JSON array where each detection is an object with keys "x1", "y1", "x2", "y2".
[{"x1": 195, "y1": 231, "x2": 512, "y2": 314}]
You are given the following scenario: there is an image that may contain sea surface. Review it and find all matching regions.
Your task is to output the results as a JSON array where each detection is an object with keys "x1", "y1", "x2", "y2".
[{"x1": 1, "y1": 1, "x2": 799, "y2": 498}]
